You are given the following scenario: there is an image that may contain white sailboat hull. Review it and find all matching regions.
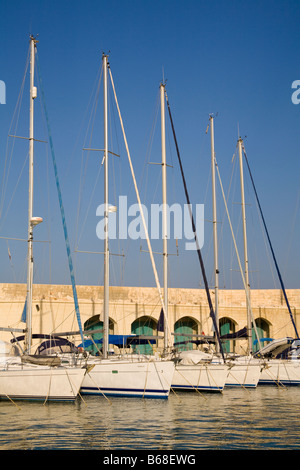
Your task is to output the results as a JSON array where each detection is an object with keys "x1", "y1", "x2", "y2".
[
  {"x1": 225, "y1": 361, "x2": 262, "y2": 388},
  {"x1": 81, "y1": 357, "x2": 175, "y2": 399},
  {"x1": 259, "y1": 359, "x2": 300, "y2": 386},
  {"x1": 0, "y1": 358, "x2": 86, "y2": 402},
  {"x1": 172, "y1": 362, "x2": 229, "y2": 392}
]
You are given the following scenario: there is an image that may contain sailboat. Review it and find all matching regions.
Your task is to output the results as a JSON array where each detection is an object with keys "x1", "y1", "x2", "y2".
[
  {"x1": 207, "y1": 118, "x2": 262, "y2": 388},
  {"x1": 213, "y1": 132, "x2": 300, "y2": 387},
  {"x1": 236, "y1": 139, "x2": 300, "y2": 387},
  {"x1": 157, "y1": 84, "x2": 229, "y2": 392},
  {"x1": 0, "y1": 36, "x2": 87, "y2": 402},
  {"x1": 68, "y1": 54, "x2": 175, "y2": 399}
]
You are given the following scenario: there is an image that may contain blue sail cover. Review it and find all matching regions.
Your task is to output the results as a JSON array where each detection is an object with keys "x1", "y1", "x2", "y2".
[
  {"x1": 220, "y1": 326, "x2": 248, "y2": 339},
  {"x1": 78, "y1": 335, "x2": 156, "y2": 349},
  {"x1": 35, "y1": 337, "x2": 78, "y2": 355},
  {"x1": 10, "y1": 334, "x2": 78, "y2": 355}
]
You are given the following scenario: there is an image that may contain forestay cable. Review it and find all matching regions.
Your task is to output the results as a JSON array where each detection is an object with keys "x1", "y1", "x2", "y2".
[
  {"x1": 108, "y1": 64, "x2": 173, "y2": 349},
  {"x1": 36, "y1": 54, "x2": 85, "y2": 347},
  {"x1": 214, "y1": 156, "x2": 262, "y2": 351},
  {"x1": 242, "y1": 143, "x2": 299, "y2": 339},
  {"x1": 164, "y1": 89, "x2": 225, "y2": 361}
]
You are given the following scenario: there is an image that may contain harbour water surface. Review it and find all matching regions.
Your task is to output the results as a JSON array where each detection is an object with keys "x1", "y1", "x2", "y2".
[{"x1": 0, "y1": 386, "x2": 299, "y2": 450}]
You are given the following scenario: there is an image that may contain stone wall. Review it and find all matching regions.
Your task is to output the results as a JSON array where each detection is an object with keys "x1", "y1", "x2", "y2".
[{"x1": 0, "y1": 283, "x2": 299, "y2": 353}]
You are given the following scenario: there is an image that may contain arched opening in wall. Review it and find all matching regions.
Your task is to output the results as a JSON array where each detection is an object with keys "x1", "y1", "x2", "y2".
[
  {"x1": 252, "y1": 318, "x2": 270, "y2": 353},
  {"x1": 84, "y1": 314, "x2": 114, "y2": 355},
  {"x1": 174, "y1": 317, "x2": 199, "y2": 351},
  {"x1": 219, "y1": 317, "x2": 236, "y2": 353},
  {"x1": 131, "y1": 316, "x2": 157, "y2": 355}
]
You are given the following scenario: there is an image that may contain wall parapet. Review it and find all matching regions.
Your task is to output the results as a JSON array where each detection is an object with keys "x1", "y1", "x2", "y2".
[{"x1": 0, "y1": 283, "x2": 299, "y2": 351}]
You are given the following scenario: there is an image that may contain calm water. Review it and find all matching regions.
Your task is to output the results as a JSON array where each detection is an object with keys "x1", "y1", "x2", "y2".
[{"x1": 0, "y1": 386, "x2": 300, "y2": 450}]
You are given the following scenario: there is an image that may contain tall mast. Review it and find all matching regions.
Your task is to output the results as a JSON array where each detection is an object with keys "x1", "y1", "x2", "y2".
[
  {"x1": 238, "y1": 136, "x2": 252, "y2": 351},
  {"x1": 209, "y1": 115, "x2": 219, "y2": 353},
  {"x1": 24, "y1": 36, "x2": 38, "y2": 353},
  {"x1": 160, "y1": 83, "x2": 168, "y2": 350},
  {"x1": 103, "y1": 53, "x2": 109, "y2": 359}
]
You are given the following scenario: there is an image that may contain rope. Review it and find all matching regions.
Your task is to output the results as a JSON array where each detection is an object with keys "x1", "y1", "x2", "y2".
[
  {"x1": 86, "y1": 369, "x2": 112, "y2": 405},
  {"x1": 263, "y1": 363, "x2": 287, "y2": 388},
  {"x1": 4, "y1": 393, "x2": 22, "y2": 410},
  {"x1": 226, "y1": 364, "x2": 251, "y2": 391},
  {"x1": 174, "y1": 366, "x2": 207, "y2": 399},
  {"x1": 170, "y1": 387, "x2": 183, "y2": 402},
  {"x1": 64, "y1": 367, "x2": 85, "y2": 402},
  {"x1": 205, "y1": 364, "x2": 224, "y2": 393},
  {"x1": 142, "y1": 361, "x2": 150, "y2": 399},
  {"x1": 43, "y1": 368, "x2": 52, "y2": 405}
]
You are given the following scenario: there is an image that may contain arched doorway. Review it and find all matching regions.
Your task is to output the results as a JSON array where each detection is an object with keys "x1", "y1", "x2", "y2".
[
  {"x1": 84, "y1": 314, "x2": 114, "y2": 355},
  {"x1": 252, "y1": 318, "x2": 270, "y2": 353},
  {"x1": 219, "y1": 317, "x2": 236, "y2": 353},
  {"x1": 174, "y1": 316, "x2": 198, "y2": 351},
  {"x1": 131, "y1": 316, "x2": 157, "y2": 355}
]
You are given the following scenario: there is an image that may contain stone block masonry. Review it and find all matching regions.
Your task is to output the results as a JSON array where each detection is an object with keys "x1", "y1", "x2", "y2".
[{"x1": 0, "y1": 283, "x2": 299, "y2": 354}]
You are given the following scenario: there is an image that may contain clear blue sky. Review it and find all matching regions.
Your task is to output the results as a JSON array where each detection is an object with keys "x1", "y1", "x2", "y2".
[{"x1": 0, "y1": 0, "x2": 299, "y2": 292}]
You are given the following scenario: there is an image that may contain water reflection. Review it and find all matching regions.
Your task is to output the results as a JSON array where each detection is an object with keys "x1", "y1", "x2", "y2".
[{"x1": 0, "y1": 386, "x2": 299, "y2": 450}]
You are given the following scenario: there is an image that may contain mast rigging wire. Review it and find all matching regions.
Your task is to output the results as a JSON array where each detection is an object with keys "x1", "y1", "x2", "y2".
[
  {"x1": 0, "y1": 46, "x2": 30, "y2": 224},
  {"x1": 214, "y1": 155, "x2": 262, "y2": 351},
  {"x1": 242, "y1": 144, "x2": 299, "y2": 339},
  {"x1": 108, "y1": 64, "x2": 173, "y2": 349},
  {"x1": 164, "y1": 89, "x2": 225, "y2": 361},
  {"x1": 36, "y1": 53, "x2": 85, "y2": 347}
]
